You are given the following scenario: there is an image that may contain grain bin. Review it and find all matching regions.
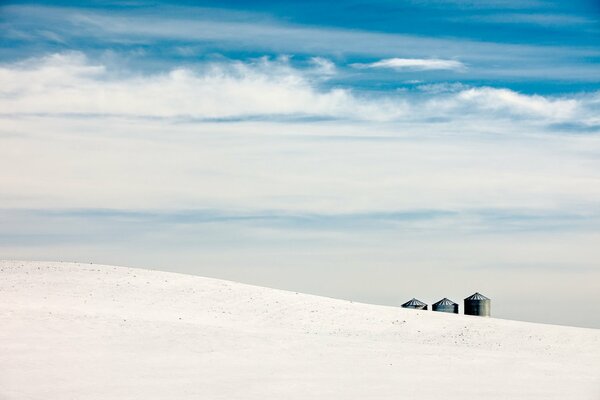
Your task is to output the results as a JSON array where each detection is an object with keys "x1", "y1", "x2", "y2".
[
  {"x1": 432, "y1": 298, "x2": 458, "y2": 314},
  {"x1": 464, "y1": 292, "x2": 491, "y2": 316},
  {"x1": 401, "y1": 298, "x2": 428, "y2": 310}
]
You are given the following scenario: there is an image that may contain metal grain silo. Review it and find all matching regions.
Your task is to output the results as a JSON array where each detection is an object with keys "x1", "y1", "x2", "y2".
[
  {"x1": 401, "y1": 298, "x2": 428, "y2": 310},
  {"x1": 432, "y1": 298, "x2": 458, "y2": 314},
  {"x1": 464, "y1": 292, "x2": 491, "y2": 316}
]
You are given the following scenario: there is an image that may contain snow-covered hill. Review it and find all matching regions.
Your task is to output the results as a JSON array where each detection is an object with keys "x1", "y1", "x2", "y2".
[{"x1": 1, "y1": 261, "x2": 599, "y2": 399}]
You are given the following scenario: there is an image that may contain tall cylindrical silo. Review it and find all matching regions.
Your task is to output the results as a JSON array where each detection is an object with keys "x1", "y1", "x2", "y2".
[
  {"x1": 464, "y1": 292, "x2": 491, "y2": 316},
  {"x1": 432, "y1": 298, "x2": 458, "y2": 314},
  {"x1": 401, "y1": 298, "x2": 428, "y2": 310}
]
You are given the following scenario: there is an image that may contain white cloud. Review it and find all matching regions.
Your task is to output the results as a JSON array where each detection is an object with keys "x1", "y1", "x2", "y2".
[
  {"x1": 0, "y1": 53, "x2": 405, "y2": 122},
  {"x1": 1, "y1": 52, "x2": 597, "y2": 126},
  {"x1": 352, "y1": 58, "x2": 466, "y2": 71},
  {"x1": 454, "y1": 87, "x2": 579, "y2": 119},
  {"x1": 418, "y1": 86, "x2": 582, "y2": 121},
  {"x1": 0, "y1": 54, "x2": 598, "y2": 214},
  {"x1": 309, "y1": 57, "x2": 336, "y2": 76}
]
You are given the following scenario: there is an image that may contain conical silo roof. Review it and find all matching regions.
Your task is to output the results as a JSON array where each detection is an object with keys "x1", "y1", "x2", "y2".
[
  {"x1": 401, "y1": 298, "x2": 427, "y2": 308},
  {"x1": 432, "y1": 298, "x2": 457, "y2": 306},
  {"x1": 465, "y1": 292, "x2": 489, "y2": 301}
]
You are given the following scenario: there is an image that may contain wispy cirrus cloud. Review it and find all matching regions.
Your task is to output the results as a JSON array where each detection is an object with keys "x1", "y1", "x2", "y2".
[
  {"x1": 2, "y1": 4, "x2": 599, "y2": 83},
  {"x1": 352, "y1": 58, "x2": 466, "y2": 71},
  {"x1": 404, "y1": 0, "x2": 548, "y2": 9},
  {"x1": 468, "y1": 13, "x2": 596, "y2": 27}
]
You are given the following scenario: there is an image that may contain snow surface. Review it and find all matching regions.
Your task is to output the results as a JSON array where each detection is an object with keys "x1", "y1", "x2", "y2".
[{"x1": 1, "y1": 260, "x2": 599, "y2": 399}]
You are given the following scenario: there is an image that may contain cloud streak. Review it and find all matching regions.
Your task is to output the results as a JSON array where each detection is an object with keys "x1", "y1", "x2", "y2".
[
  {"x1": 352, "y1": 58, "x2": 466, "y2": 71},
  {"x1": 469, "y1": 13, "x2": 596, "y2": 27}
]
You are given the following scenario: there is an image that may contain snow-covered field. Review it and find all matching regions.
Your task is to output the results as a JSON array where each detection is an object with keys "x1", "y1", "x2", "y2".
[{"x1": 1, "y1": 261, "x2": 599, "y2": 399}]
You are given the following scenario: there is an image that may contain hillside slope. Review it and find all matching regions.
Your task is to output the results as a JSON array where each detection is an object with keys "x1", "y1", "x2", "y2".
[{"x1": 1, "y1": 261, "x2": 599, "y2": 399}]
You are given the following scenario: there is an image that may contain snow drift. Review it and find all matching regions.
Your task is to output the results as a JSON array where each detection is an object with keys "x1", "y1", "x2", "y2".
[{"x1": 1, "y1": 261, "x2": 599, "y2": 399}]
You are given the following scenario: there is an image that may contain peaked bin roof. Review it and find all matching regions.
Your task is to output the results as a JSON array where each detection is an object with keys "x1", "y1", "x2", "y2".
[
  {"x1": 465, "y1": 292, "x2": 490, "y2": 301},
  {"x1": 432, "y1": 298, "x2": 457, "y2": 306},
  {"x1": 401, "y1": 298, "x2": 427, "y2": 307}
]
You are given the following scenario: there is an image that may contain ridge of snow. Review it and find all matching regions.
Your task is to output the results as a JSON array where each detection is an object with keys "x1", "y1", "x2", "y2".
[{"x1": 1, "y1": 260, "x2": 599, "y2": 399}]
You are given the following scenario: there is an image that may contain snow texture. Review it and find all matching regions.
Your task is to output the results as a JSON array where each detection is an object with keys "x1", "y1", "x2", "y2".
[{"x1": 1, "y1": 261, "x2": 599, "y2": 399}]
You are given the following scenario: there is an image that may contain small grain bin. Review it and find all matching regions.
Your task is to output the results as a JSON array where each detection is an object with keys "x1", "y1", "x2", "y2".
[
  {"x1": 401, "y1": 298, "x2": 428, "y2": 310},
  {"x1": 432, "y1": 298, "x2": 459, "y2": 314},
  {"x1": 464, "y1": 292, "x2": 491, "y2": 316}
]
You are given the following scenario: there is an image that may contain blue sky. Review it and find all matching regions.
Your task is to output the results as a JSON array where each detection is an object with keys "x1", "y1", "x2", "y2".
[
  {"x1": 2, "y1": 0, "x2": 600, "y2": 92},
  {"x1": 1, "y1": 0, "x2": 599, "y2": 327}
]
